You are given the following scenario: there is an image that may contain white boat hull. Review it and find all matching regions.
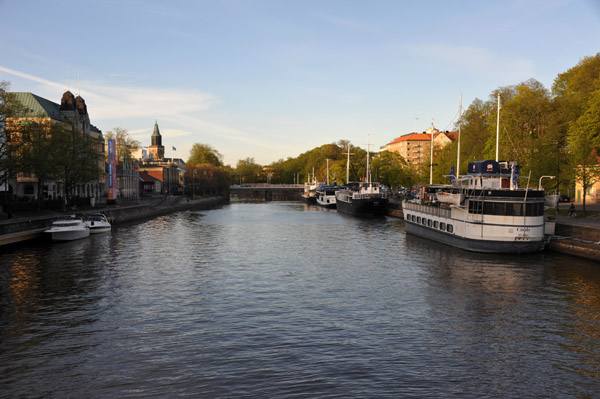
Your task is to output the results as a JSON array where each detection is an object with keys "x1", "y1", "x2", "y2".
[{"x1": 48, "y1": 228, "x2": 90, "y2": 241}]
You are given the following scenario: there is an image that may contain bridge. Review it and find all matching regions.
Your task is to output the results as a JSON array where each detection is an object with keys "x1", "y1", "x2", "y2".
[{"x1": 229, "y1": 184, "x2": 304, "y2": 201}]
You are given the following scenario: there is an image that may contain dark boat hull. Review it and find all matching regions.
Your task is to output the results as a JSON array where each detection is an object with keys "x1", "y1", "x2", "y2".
[
  {"x1": 336, "y1": 197, "x2": 388, "y2": 216},
  {"x1": 404, "y1": 221, "x2": 544, "y2": 253}
]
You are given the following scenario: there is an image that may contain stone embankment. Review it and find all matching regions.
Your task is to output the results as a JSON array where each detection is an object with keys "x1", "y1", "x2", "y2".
[{"x1": 0, "y1": 196, "x2": 227, "y2": 246}]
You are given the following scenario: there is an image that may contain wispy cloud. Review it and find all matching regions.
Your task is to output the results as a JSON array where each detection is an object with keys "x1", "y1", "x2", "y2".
[{"x1": 400, "y1": 44, "x2": 535, "y2": 82}]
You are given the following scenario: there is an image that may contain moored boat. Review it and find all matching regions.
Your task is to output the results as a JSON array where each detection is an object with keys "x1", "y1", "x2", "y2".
[
  {"x1": 316, "y1": 185, "x2": 339, "y2": 208},
  {"x1": 335, "y1": 135, "x2": 388, "y2": 216},
  {"x1": 403, "y1": 160, "x2": 549, "y2": 253},
  {"x1": 45, "y1": 216, "x2": 90, "y2": 241},
  {"x1": 84, "y1": 213, "x2": 112, "y2": 234}
]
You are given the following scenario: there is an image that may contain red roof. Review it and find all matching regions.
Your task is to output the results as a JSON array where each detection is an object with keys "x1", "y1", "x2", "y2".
[{"x1": 386, "y1": 131, "x2": 458, "y2": 145}]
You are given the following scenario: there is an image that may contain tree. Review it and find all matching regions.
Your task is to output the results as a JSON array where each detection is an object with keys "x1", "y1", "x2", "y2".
[
  {"x1": 187, "y1": 143, "x2": 223, "y2": 167},
  {"x1": 51, "y1": 124, "x2": 103, "y2": 199},
  {"x1": 371, "y1": 150, "x2": 415, "y2": 188},
  {"x1": 236, "y1": 158, "x2": 263, "y2": 184},
  {"x1": 11, "y1": 119, "x2": 55, "y2": 208},
  {"x1": 568, "y1": 90, "x2": 600, "y2": 214},
  {"x1": 104, "y1": 128, "x2": 140, "y2": 162},
  {"x1": 0, "y1": 81, "x2": 27, "y2": 199}
]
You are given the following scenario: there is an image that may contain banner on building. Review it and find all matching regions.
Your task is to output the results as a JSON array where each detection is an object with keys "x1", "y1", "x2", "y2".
[{"x1": 108, "y1": 139, "x2": 116, "y2": 200}]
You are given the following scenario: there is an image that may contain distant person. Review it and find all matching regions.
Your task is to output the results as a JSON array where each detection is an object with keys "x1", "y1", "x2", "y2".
[{"x1": 568, "y1": 203, "x2": 576, "y2": 218}]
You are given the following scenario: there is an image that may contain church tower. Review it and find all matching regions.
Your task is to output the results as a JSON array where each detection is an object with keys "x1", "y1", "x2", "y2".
[{"x1": 149, "y1": 121, "x2": 165, "y2": 160}]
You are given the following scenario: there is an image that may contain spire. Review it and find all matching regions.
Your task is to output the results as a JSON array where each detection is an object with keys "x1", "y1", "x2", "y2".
[{"x1": 152, "y1": 120, "x2": 161, "y2": 137}]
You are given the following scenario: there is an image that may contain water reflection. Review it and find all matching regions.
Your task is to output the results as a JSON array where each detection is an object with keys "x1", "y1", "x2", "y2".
[{"x1": 0, "y1": 202, "x2": 599, "y2": 398}]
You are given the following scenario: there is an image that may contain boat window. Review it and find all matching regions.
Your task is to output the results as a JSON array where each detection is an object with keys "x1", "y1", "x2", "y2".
[
  {"x1": 447, "y1": 224, "x2": 453, "y2": 233},
  {"x1": 427, "y1": 219, "x2": 432, "y2": 227},
  {"x1": 422, "y1": 218, "x2": 427, "y2": 225},
  {"x1": 411, "y1": 215, "x2": 416, "y2": 222},
  {"x1": 440, "y1": 222, "x2": 446, "y2": 230},
  {"x1": 434, "y1": 221, "x2": 438, "y2": 229},
  {"x1": 417, "y1": 216, "x2": 421, "y2": 224},
  {"x1": 405, "y1": 214, "x2": 410, "y2": 221},
  {"x1": 468, "y1": 200, "x2": 483, "y2": 214}
]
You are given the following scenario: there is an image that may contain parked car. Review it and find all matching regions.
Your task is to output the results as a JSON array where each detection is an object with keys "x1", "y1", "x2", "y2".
[{"x1": 559, "y1": 193, "x2": 571, "y2": 202}]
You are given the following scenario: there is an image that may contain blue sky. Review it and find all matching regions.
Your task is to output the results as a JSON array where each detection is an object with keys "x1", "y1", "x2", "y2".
[{"x1": 1, "y1": 0, "x2": 599, "y2": 166}]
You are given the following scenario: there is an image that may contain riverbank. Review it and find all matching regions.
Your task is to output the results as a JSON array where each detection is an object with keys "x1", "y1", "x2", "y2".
[{"x1": 0, "y1": 195, "x2": 228, "y2": 246}]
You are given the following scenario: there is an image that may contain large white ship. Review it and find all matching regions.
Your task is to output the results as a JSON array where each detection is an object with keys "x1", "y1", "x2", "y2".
[{"x1": 402, "y1": 160, "x2": 550, "y2": 253}]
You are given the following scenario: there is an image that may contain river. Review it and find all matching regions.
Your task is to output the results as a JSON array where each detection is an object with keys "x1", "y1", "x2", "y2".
[{"x1": 1, "y1": 202, "x2": 599, "y2": 398}]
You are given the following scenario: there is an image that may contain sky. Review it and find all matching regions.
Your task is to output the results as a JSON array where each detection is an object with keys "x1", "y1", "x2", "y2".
[{"x1": 1, "y1": 0, "x2": 599, "y2": 166}]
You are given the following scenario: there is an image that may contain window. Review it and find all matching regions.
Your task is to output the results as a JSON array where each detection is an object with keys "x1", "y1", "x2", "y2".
[
  {"x1": 434, "y1": 221, "x2": 438, "y2": 229},
  {"x1": 440, "y1": 222, "x2": 446, "y2": 230},
  {"x1": 422, "y1": 218, "x2": 427, "y2": 225},
  {"x1": 405, "y1": 214, "x2": 410, "y2": 221},
  {"x1": 411, "y1": 215, "x2": 416, "y2": 222},
  {"x1": 417, "y1": 216, "x2": 421, "y2": 224},
  {"x1": 427, "y1": 219, "x2": 432, "y2": 227},
  {"x1": 447, "y1": 224, "x2": 453, "y2": 233}
]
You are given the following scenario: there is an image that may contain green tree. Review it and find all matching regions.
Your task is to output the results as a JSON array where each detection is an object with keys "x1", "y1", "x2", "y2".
[
  {"x1": 13, "y1": 119, "x2": 55, "y2": 208},
  {"x1": 104, "y1": 128, "x2": 140, "y2": 162},
  {"x1": 187, "y1": 143, "x2": 223, "y2": 167},
  {"x1": 371, "y1": 150, "x2": 415, "y2": 188},
  {"x1": 51, "y1": 124, "x2": 103, "y2": 199},
  {"x1": 236, "y1": 157, "x2": 263, "y2": 184},
  {"x1": 0, "y1": 81, "x2": 27, "y2": 198}
]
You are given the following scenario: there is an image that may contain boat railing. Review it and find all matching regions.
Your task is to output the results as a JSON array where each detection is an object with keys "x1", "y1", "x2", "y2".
[{"x1": 403, "y1": 201, "x2": 451, "y2": 218}]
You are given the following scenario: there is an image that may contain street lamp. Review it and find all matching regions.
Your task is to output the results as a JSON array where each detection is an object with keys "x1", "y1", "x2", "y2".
[{"x1": 538, "y1": 175, "x2": 555, "y2": 190}]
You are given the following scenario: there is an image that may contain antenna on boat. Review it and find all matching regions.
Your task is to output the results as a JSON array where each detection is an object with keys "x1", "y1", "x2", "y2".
[
  {"x1": 345, "y1": 144, "x2": 354, "y2": 183},
  {"x1": 326, "y1": 159, "x2": 330, "y2": 185},
  {"x1": 496, "y1": 93, "x2": 501, "y2": 162},
  {"x1": 429, "y1": 122, "x2": 435, "y2": 185},
  {"x1": 457, "y1": 93, "x2": 462, "y2": 179}
]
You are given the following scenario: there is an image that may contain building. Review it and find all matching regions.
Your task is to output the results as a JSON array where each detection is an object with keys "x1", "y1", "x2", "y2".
[
  {"x1": 574, "y1": 152, "x2": 600, "y2": 204},
  {"x1": 382, "y1": 124, "x2": 458, "y2": 170},
  {"x1": 7, "y1": 91, "x2": 105, "y2": 200},
  {"x1": 138, "y1": 121, "x2": 182, "y2": 194}
]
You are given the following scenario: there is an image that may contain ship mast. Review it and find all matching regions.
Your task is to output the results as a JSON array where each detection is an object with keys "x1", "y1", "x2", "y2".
[
  {"x1": 366, "y1": 134, "x2": 371, "y2": 184},
  {"x1": 457, "y1": 93, "x2": 462, "y2": 179},
  {"x1": 496, "y1": 93, "x2": 501, "y2": 162}
]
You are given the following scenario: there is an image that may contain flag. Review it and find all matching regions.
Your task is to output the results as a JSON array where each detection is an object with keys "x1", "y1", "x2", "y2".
[{"x1": 172, "y1": 146, "x2": 176, "y2": 151}]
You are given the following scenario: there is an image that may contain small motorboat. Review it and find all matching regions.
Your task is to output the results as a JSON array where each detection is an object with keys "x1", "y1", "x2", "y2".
[
  {"x1": 45, "y1": 217, "x2": 90, "y2": 241},
  {"x1": 84, "y1": 213, "x2": 112, "y2": 234}
]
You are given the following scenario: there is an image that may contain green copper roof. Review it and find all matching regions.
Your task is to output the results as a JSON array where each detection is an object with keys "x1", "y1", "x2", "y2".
[
  {"x1": 11, "y1": 92, "x2": 68, "y2": 122},
  {"x1": 152, "y1": 121, "x2": 161, "y2": 136}
]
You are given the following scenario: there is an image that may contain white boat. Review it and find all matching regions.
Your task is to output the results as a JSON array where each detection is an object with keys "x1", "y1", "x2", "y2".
[
  {"x1": 84, "y1": 213, "x2": 112, "y2": 234},
  {"x1": 403, "y1": 160, "x2": 550, "y2": 253},
  {"x1": 435, "y1": 191, "x2": 465, "y2": 205},
  {"x1": 316, "y1": 185, "x2": 339, "y2": 208},
  {"x1": 45, "y1": 217, "x2": 90, "y2": 241}
]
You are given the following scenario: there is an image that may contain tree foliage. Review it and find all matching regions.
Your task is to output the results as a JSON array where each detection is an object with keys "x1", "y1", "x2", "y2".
[
  {"x1": 104, "y1": 127, "x2": 140, "y2": 162},
  {"x1": 187, "y1": 143, "x2": 223, "y2": 167}
]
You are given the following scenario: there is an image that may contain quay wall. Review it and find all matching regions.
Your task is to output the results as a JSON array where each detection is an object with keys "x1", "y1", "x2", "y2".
[{"x1": 0, "y1": 196, "x2": 227, "y2": 246}]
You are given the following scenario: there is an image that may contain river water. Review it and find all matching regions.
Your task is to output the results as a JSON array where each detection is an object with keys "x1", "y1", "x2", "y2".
[{"x1": 1, "y1": 202, "x2": 599, "y2": 398}]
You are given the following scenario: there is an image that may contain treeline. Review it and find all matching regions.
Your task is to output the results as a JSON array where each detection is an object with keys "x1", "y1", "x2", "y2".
[
  {"x1": 431, "y1": 54, "x2": 600, "y2": 198},
  {"x1": 232, "y1": 141, "x2": 416, "y2": 188},
  {"x1": 233, "y1": 54, "x2": 600, "y2": 202}
]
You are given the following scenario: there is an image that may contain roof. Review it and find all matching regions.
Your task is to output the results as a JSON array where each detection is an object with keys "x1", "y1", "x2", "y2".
[
  {"x1": 139, "y1": 171, "x2": 160, "y2": 182},
  {"x1": 11, "y1": 92, "x2": 68, "y2": 122},
  {"x1": 152, "y1": 121, "x2": 161, "y2": 137},
  {"x1": 385, "y1": 131, "x2": 458, "y2": 145}
]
